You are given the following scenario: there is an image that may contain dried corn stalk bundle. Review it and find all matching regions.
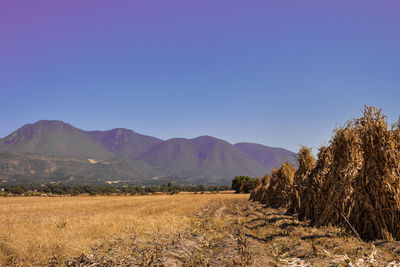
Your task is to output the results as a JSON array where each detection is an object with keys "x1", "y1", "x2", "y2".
[
  {"x1": 286, "y1": 147, "x2": 316, "y2": 215},
  {"x1": 250, "y1": 174, "x2": 270, "y2": 202},
  {"x1": 297, "y1": 146, "x2": 332, "y2": 221},
  {"x1": 258, "y1": 174, "x2": 271, "y2": 203},
  {"x1": 250, "y1": 177, "x2": 262, "y2": 200},
  {"x1": 261, "y1": 162, "x2": 296, "y2": 208},
  {"x1": 313, "y1": 106, "x2": 400, "y2": 240}
]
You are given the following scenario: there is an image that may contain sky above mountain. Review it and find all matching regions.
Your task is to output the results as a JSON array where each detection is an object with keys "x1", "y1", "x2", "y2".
[{"x1": 1, "y1": 0, "x2": 399, "y2": 153}]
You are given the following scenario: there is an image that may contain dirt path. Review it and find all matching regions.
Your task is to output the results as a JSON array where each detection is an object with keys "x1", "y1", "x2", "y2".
[{"x1": 64, "y1": 198, "x2": 400, "y2": 266}]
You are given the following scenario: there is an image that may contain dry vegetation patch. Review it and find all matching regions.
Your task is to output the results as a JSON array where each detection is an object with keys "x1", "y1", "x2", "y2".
[
  {"x1": 313, "y1": 107, "x2": 400, "y2": 240},
  {"x1": 252, "y1": 106, "x2": 400, "y2": 242},
  {"x1": 1, "y1": 193, "x2": 399, "y2": 266},
  {"x1": 0, "y1": 194, "x2": 246, "y2": 266},
  {"x1": 251, "y1": 162, "x2": 296, "y2": 209}
]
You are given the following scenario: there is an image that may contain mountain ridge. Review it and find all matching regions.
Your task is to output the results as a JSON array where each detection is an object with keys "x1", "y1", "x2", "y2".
[
  {"x1": 87, "y1": 128, "x2": 163, "y2": 159},
  {"x1": 0, "y1": 120, "x2": 297, "y2": 185},
  {"x1": 138, "y1": 135, "x2": 268, "y2": 182},
  {"x1": 234, "y1": 142, "x2": 298, "y2": 172}
]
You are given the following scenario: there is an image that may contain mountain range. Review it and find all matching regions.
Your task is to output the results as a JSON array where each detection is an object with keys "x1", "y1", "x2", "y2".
[{"x1": 0, "y1": 120, "x2": 297, "y2": 185}]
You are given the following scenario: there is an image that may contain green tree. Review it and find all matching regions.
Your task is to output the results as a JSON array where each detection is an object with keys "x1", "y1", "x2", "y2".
[{"x1": 232, "y1": 176, "x2": 256, "y2": 193}]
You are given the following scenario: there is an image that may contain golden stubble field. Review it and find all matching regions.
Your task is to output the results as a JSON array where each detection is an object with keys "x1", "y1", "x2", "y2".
[
  {"x1": 2, "y1": 192, "x2": 400, "y2": 266},
  {"x1": 0, "y1": 193, "x2": 247, "y2": 266}
]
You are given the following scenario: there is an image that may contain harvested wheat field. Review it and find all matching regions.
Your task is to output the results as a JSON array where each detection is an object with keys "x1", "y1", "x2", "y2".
[
  {"x1": 0, "y1": 193, "x2": 244, "y2": 266},
  {"x1": 1, "y1": 193, "x2": 400, "y2": 266}
]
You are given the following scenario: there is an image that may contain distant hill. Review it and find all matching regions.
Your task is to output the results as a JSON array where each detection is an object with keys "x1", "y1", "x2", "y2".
[
  {"x1": 0, "y1": 152, "x2": 158, "y2": 184},
  {"x1": 87, "y1": 128, "x2": 163, "y2": 159},
  {"x1": 234, "y1": 142, "x2": 297, "y2": 172},
  {"x1": 138, "y1": 136, "x2": 267, "y2": 183},
  {"x1": 0, "y1": 121, "x2": 115, "y2": 160},
  {"x1": 0, "y1": 120, "x2": 298, "y2": 185}
]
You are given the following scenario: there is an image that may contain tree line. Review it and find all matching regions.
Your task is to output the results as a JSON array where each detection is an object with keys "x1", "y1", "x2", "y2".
[
  {"x1": 0, "y1": 183, "x2": 230, "y2": 196},
  {"x1": 0, "y1": 176, "x2": 257, "y2": 196}
]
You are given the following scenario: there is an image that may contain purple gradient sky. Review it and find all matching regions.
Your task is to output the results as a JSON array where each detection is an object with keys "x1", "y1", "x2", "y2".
[{"x1": 1, "y1": 0, "x2": 399, "y2": 153}]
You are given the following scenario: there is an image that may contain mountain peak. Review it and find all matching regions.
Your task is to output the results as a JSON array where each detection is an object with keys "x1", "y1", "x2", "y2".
[
  {"x1": 27, "y1": 120, "x2": 75, "y2": 130},
  {"x1": 192, "y1": 135, "x2": 230, "y2": 144},
  {"x1": 193, "y1": 135, "x2": 213, "y2": 139},
  {"x1": 108, "y1": 128, "x2": 136, "y2": 134},
  {"x1": 0, "y1": 120, "x2": 114, "y2": 159},
  {"x1": 35, "y1": 119, "x2": 70, "y2": 125},
  {"x1": 87, "y1": 128, "x2": 163, "y2": 159},
  {"x1": 2, "y1": 120, "x2": 70, "y2": 144}
]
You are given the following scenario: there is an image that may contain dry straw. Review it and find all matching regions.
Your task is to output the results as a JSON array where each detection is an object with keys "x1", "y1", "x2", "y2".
[
  {"x1": 298, "y1": 146, "x2": 332, "y2": 221},
  {"x1": 286, "y1": 146, "x2": 316, "y2": 215},
  {"x1": 250, "y1": 177, "x2": 262, "y2": 200},
  {"x1": 251, "y1": 106, "x2": 400, "y2": 240},
  {"x1": 250, "y1": 162, "x2": 296, "y2": 209},
  {"x1": 250, "y1": 174, "x2": 270, "y2": 202},
  {"x1": 313, "y1": 106, "x2": 400, "y2": 240}
]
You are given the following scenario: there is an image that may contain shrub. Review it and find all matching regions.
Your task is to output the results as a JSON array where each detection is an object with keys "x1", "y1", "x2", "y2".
[{"x1": 232, "y1": 176, "x2": 256, "y2": 193}]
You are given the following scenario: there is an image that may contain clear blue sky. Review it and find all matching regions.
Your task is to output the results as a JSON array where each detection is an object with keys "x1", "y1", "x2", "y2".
[{"x1": 1, "y1": 0, "x2": 399, "y2": 153}]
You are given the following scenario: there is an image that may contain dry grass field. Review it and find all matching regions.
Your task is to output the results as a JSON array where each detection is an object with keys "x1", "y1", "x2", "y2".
[
  {"x1": 1, "y1": 192, "x2": 400, "y2": 266},
  {"x1": 0, "y1": 193, "x2": 246, "y2": 266}
]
